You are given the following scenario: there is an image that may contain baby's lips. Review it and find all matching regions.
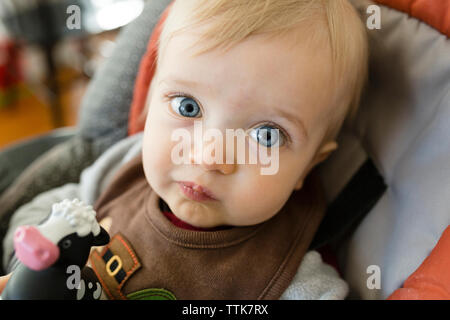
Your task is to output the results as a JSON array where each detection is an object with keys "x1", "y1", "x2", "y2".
[
  {"x1": 178, "y1": 181, "x2": 218, "y2": 200},
  {"x1": 13, "y1": 226, "x2": 60, "y2": 271}
]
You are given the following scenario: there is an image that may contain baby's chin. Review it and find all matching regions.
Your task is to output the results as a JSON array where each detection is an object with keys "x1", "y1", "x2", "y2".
[
  {"x1": 173, "y1": 201, "x2": 271, "y2": 228},
  {"x1": 173, "y1": 199, "x2": 224, "y2": 228}
]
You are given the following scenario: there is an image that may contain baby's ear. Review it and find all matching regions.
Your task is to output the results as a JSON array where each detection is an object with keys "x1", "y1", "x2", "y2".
[
  {"x1": 294, "y1": 141, "x2": 338, "y2": 191},
  {"x1": 294, "y1": 179, "x2": 304, "y2": 191},
  {"x1": 313, "y1": 141, "x2": 338, "y2": 166}
]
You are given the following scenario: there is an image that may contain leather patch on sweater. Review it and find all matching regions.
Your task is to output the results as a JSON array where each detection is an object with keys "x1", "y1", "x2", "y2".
[{"x1": 90, "y1": 233, "x2": 141, "y2": 300}]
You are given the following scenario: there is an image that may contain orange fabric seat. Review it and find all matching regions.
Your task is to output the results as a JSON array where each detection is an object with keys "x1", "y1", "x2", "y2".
[
  {"x1": 128, "y1": 3, "x2": 174, "y2": 135},
  {"x1": 388, "y1": 226, "x2": 450, "y2": 300},
  {"x1": 374, "y1": 0, "x2": 450, "y2": 37}
]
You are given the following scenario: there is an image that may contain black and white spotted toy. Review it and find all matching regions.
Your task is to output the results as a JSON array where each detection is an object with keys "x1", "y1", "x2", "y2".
[{"x1": 1, "y1": 199, "x2": 110, "y2": 300}]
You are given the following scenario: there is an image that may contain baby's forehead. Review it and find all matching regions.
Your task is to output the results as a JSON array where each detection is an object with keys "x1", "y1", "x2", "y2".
[
  {"x1": 163, "y1": 20, "x2": 333, "y2": 73},
  {"x1": 160, "y1": 28, "x2": 337, "y2": 108},
  {"x1": 158, "y1": 0, "x2": 367, "y2": 127},
  {"x1": 159, "y1": 8, "x2": 340, "y2": 95}
]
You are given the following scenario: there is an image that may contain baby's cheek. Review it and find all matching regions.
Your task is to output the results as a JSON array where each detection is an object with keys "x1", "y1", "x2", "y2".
[
  {"x1": 231, "y1": 174, "x2": 291, "y2": 225},
  {"x1": 142, "y1": 127, "x2": 174, "y2": 187}
]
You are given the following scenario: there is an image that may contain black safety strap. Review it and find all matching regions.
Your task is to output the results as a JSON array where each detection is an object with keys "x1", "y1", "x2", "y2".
[{"x1": 310, "y1": 158, "x2": 387, "y2": 250}]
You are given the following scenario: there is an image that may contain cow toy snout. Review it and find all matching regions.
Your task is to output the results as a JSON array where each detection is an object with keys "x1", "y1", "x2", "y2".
[{"x1": 14, "y1": 226, "x2": 60, "y2": 271}]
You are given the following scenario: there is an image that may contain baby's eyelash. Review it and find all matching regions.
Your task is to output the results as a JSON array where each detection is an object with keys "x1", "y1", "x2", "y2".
[
  {"x1": 165, "y1": 91, "x2": 197, "y2": 102},
  {"x1": 255, "y1": 121, "x2": 292, "y2": 145}
]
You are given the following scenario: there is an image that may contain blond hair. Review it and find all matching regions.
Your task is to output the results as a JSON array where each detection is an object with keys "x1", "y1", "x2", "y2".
[{"x1": 154, "y1": 0, "x2": 368, "y2": 141}]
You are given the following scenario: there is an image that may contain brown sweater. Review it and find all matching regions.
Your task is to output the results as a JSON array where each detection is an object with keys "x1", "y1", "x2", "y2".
[{"x1": 89, "y1": 154, "x2": 326, "y2": 300}]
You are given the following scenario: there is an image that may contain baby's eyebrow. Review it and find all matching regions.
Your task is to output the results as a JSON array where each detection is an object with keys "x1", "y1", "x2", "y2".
[
  {"x1": 159, "y1": 78, "x2": 202, "y2": 90},
  {"x1": 159, "y1": 77, "x2": 308, "y2": 140},
  {"x1": 272, "y1": 109, "x2": 309, "y2": 140}
]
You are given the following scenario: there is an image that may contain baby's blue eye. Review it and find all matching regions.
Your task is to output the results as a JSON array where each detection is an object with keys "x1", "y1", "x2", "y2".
[
  {"x1": 249, "y1": 125, "x2": 284, "y2": 148},
  {"x1": 171, "y1": 96, "x2": 201, "y2": 118}
]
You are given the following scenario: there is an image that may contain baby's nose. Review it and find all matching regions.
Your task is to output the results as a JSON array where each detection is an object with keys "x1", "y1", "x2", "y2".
[{"x1": 189, "y1": 141, "x2": 236, "y2": 175}]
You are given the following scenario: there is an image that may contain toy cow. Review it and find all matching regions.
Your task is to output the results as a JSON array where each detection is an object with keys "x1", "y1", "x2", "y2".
[{"x1": 1, "y1": 199, "x2": 110, "y2": 300}]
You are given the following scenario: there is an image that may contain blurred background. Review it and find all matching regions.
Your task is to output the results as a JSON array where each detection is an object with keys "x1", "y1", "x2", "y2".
[{"x1": 0, "y1": 0, "x2": 145, "y2": 149}]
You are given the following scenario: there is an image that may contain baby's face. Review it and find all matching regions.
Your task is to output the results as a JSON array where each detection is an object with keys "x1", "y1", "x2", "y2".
[{"x1": 143, "y1": 26, "x2": 339, "y2": 228}]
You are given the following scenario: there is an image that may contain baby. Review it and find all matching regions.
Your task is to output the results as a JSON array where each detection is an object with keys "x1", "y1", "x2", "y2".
[
  {"x1": 142, "y1": 0, "x2": 368, "y2": 229},
  {"x1": 1, "y1": 0, "x2": 368, "y2": 300}
]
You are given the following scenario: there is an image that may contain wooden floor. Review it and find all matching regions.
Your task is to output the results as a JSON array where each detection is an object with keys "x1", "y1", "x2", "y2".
[{"x1": 0, "y1": 75, "x2": 86, "y2": 150}]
